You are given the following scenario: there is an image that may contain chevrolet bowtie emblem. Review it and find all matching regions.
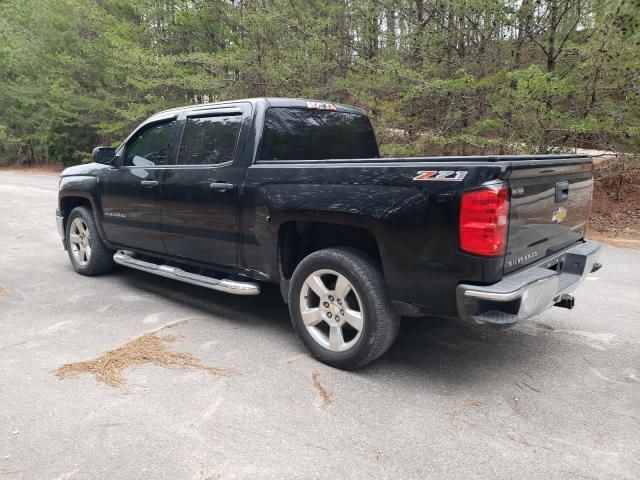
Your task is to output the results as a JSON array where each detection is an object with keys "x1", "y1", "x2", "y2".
[{"x1": 552, "y1": 206, "x2": 567, "y2": 223}]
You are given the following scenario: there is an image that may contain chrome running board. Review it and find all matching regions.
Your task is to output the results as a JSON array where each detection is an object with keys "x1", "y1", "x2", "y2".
[{"x1": 113, "y1": 251, "x2": 260, "y2": 296}]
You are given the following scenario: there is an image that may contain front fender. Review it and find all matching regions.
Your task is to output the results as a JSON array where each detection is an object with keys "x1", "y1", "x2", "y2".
[{"x1": 58, "y1": 175, "x2": 111, "y2": 247}]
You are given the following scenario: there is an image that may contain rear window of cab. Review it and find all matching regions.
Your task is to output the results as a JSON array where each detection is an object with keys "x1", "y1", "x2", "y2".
[{"x1": 259, "y1": 107, "x2": 379, "y2": 161}]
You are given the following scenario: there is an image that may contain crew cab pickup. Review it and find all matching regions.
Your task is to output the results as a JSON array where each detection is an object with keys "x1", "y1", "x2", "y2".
[{"x1": 56, "y1": 97, "x2": 602, "y2": 368}]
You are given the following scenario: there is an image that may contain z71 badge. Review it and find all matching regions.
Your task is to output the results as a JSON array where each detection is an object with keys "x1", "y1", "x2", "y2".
[{"x1": 412, "y1": 170, "x2": 468, "y2": 182}]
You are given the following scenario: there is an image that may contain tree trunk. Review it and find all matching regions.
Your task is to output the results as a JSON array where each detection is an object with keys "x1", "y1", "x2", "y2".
[
  {"x1": 386, "y1": 6, "x2": 396, "y2": 49},
  {"x1": 547, "y1": 0, "x2": 558, "y2": 72}
]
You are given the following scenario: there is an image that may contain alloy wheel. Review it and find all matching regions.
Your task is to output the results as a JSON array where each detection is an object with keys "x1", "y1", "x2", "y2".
[
  {"x1": 69, "y1": 217, "x2": 92, "y2": 266},
  {"x1": 299, "y1": 269, "x2": 364, "y2": 352}
]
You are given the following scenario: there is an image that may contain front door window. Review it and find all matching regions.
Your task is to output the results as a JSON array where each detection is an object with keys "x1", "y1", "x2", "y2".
[{"x1": 124, "y1": 121, "x2": 177, "y2": 167}]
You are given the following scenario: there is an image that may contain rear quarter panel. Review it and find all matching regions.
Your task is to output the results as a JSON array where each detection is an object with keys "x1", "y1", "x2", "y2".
[{"x1": 240, "y1": 160, "x2": 508, "y2": 316}]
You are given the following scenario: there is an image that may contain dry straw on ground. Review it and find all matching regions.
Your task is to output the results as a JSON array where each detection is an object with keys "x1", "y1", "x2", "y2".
[
  {"x1": 55, "y1": 331, "x2": 231, "y2": 387},
  {"x1": 312, "y1": 372, "x2": 333, "y2": 404}
]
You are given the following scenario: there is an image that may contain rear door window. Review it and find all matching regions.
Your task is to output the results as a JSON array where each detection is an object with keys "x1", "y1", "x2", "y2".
[
  {"x1": 178, "y1": 114, "x2": 243, "y2": 165},
  {"x1": 259, "y1": 108, "x2": 379, "y2": 161}
]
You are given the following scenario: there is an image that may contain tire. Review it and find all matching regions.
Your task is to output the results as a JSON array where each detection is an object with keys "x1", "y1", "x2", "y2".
[
  {"x1": 288, "y1": 247, "x2": 400, "y2": 369},
  {"x1": 66, "y1": 206, "x2": 114, "y2": 276}
]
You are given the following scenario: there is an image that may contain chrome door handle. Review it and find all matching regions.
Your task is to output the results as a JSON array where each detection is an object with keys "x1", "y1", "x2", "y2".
[
  {"x1": 209, "y1": 182, "x2": 234, "y2": 192},
  {"x1": 140, "y1": 180, "x2": 159, "y2": 187}
]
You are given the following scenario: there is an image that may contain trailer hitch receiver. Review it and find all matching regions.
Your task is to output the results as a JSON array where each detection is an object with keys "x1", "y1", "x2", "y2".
[{"x1": 554, "y1": 294, "x2": 575, "y2": 310}]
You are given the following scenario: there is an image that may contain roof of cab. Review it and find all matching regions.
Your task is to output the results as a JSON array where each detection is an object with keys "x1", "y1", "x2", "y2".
[{"x1": 147, "y1": 97, "x2": 366, "y2": 121}]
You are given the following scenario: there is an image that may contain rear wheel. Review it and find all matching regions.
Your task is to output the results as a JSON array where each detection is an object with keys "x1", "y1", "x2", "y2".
[
  {"x1": 288, "y1": 247, "x2": 400, "y2": 369},
  {"x1": 66, "y1": 206, "x2": 114, "y2": 276}
]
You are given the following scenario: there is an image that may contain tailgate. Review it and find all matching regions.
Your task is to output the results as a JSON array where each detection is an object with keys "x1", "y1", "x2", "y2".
[{"x1": 505, "y1": 158, "x2": 593, "y2": 274}]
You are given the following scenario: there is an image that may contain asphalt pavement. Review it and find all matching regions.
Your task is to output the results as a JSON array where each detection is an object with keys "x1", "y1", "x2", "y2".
[{"x1": 0, "y1": 171, "x2": 638, "y2": 479}]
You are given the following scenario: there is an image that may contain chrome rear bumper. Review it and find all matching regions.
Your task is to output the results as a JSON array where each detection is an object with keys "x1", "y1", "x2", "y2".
[{"x1": 457, "y1": 241, "x2": 602, "y2": 326}]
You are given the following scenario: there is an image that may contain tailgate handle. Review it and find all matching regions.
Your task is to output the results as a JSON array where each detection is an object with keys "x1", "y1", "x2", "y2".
[{"x1": 555, "y1": 181, "x2": 569, "y2": 203}]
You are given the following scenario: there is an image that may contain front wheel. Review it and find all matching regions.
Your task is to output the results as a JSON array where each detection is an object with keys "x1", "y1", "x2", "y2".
[
  {"x1": 288, "y1": 247, "x2": 400, "y2": 369},
  {"x1": 66, "y1": 206, "x2": 114, "y2": 276}
]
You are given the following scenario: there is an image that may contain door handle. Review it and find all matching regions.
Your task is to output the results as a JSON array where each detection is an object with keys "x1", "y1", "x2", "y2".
[
  {"x1": 209, "y1": 182, "x2": 234, "y2": 192},
  {"x1": 140, "y1": 180, "x2": 159, "y2": 187}
]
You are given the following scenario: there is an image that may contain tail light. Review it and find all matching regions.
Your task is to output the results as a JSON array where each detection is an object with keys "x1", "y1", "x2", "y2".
[{"x1": 460, "y1": 186, "x2": 509, "y2": 256}]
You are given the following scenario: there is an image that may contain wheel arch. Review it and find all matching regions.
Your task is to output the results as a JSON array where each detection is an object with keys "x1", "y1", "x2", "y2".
[
  {"x1": 59, "y1": 196, "x2": 92, "y2": 224},
  {"x1": 58, "y1": 180, "x2": 111, "y2": 248},
  {"x1": 277, "y1": 220, "x2": 383, "y2": 292}
]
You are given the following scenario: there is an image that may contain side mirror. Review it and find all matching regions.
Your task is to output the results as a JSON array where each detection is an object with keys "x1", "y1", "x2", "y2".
[{"x1": 91, "y1": 146, "x2": 116, "y2": 164}]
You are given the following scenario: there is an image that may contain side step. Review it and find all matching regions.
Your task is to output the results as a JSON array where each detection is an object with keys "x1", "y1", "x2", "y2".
[{"x1": 113, "y1": 251, "x2": 260, "y2": 296}]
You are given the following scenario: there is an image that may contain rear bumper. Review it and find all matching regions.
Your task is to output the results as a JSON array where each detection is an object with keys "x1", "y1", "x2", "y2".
[{"x1": 456, "y1": 241, "x2": 602, "y2": 326}]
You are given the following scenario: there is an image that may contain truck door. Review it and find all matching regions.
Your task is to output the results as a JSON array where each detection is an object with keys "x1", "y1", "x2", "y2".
[
  {"x1": 99, "y1": 117, "x2": 178, "y2": 254},
  {"x1": 160, "y1": 105, "x2": 250, "y2": 270}
]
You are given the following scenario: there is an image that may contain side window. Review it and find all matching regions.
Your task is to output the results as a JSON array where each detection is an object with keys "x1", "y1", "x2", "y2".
[
  {"x1": 178, "y1": 114, "x2": 242, "y2": 165},
  {"x1": 123, "y1": 120, "x2": 176, "y2": 167}
]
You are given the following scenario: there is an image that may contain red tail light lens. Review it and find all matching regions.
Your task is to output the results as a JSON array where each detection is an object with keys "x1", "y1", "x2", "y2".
[{"x1": 460, "y1": 186, "x2": 509, "y2": 256}]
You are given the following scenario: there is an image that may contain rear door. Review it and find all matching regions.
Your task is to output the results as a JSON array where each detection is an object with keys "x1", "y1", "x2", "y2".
[
  {"x1": 100, "y1": 118, "x2": 178, "y2": 253},
  {"x1": 505, "y1": 158, "x2": 593, "y2": 273},
  {"x1": 160, "y1": 105, "x2": 250, "y2": 269}
]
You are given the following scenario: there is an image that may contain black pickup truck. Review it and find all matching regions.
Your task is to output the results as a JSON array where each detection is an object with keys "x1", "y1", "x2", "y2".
[{"x1": 56, "y1": 97, "x2": 601, "y2": 368}]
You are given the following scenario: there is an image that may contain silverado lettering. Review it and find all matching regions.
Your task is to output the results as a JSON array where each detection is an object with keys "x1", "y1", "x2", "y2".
[{"x1": 506, "y1": 251, "x2": 539, "y2": 268}]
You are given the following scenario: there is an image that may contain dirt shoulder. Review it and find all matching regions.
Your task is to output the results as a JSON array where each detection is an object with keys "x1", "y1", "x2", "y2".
[
  {"x1": 589, "y1": 167, "x2": 640, "y2": 249},
  {"x1": 587, "y1": 230, "x2": 640, "y2": 249},
  {"x1": 0, "y1": 164, "x2": 63, "y2": 175}
]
